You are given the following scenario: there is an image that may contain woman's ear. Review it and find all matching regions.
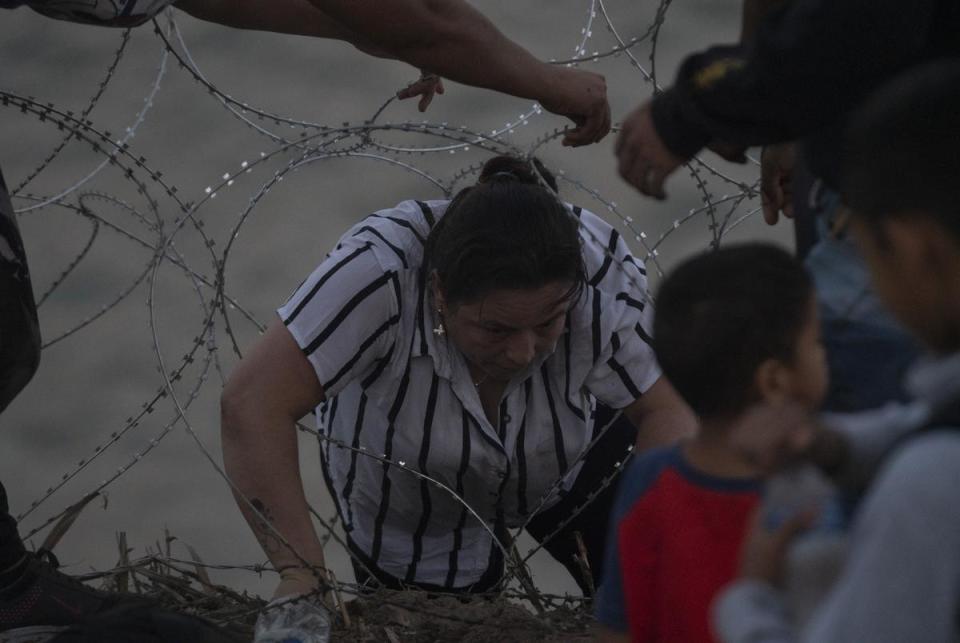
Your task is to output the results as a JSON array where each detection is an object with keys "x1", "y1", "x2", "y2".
[{"x1": 753, "y1": 357, "x2": 792, "y2": 405}]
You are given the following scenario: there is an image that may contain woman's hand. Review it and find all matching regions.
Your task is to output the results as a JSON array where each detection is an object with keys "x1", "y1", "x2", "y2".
[
  {"x1": 539, "y1": 67, "x2": 611, "y2": 147},
  {"x1": 397, "y1": 71, "x2": 445, "y2": 112}
]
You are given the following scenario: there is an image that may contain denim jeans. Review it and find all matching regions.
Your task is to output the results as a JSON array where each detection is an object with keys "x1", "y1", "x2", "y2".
[{"x1": 804, "y1": 186, "x2": 921, "y2": 412}]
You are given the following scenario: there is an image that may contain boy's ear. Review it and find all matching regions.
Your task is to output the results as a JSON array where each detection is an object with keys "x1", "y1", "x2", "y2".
[{"x1": 753, "y1": 357, "x2": 792, "y2": 404}]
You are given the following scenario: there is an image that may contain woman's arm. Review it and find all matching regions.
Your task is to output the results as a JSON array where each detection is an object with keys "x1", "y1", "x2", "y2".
[
  {"x1": 174, "y1": 0, "x2": 389, "y2": 55},
  {"x1": 622, "y1": 377, "x2": 697, "y2": 452},
  {"x1": 174, "y1": 0, "x2": 610, "y2": 146},
  {"x1": 221, "y1": 317, "x2": 328, "y2": 598}
]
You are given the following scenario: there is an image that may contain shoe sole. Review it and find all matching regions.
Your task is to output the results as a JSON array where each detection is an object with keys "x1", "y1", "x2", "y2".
[{"x1": 0, "y1": 626, "x2": 69, "y2": 643}]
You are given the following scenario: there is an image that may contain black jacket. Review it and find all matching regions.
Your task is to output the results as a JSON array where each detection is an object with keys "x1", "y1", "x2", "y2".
[{"x1": 652, "y1": 0, "x2": 960, "y2": 189}]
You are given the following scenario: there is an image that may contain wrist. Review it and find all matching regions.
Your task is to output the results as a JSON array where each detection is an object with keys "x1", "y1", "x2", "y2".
[
  {"x1": 278, "y1": 563, "x2": 325, "y2": 580},
  {"x1": 649, "y1": 88, "x2": 711, "y2": 159},
  {"x1": 527, "y1": 61, "x2": 567, "y2": 104},
  {"x1": 276, "y1": 565, "x2": 329, "y2": 592}
]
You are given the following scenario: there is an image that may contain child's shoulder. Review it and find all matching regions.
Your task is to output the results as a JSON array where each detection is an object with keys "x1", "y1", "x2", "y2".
[
  {"x1": 615, "y1": 443, "x2": 763, "y2": 513},
  {"x1": 616, "y1": 443, "x2": 684, "y2": 503}
]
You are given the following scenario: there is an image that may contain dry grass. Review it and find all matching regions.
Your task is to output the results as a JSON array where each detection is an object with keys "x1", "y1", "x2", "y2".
[
  {"x1": 33, "y1": 498, "x2": 592, "y2": 641},
  {"x1": 63, "y1": 533, "x2": 592, "y2": 642}
]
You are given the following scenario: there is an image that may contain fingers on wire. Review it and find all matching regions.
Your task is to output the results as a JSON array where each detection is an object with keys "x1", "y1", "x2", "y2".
[
  {"x1": 616, "y1": 136, "x2": 666, "y2": 199},
  {"x1": 761, "y1": 166, "x2": 784, "y2": 225},
  {"x1": 563, "y1": 99, "x2": 612, "y2": 147}
]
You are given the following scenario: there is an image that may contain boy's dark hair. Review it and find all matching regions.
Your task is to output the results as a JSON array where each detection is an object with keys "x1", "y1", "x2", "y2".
[
  {"x1": 653, "y1": 243, "x2": 812, "y2": 419},
  {"x1": 423, "y1": 155, "x2": 585, "y2": 307},
  {"x1": 844, "y1": 61, "x2": 960, "y2": 243}
]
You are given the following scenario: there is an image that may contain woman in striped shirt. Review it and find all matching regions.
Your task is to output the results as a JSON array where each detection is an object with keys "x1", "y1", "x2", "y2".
[{"x1": 221, "y1": 156, "x2": 695, "y2": 611}]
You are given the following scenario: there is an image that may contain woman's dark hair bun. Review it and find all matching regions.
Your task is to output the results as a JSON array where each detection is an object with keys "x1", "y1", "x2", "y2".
[
  {"x1": 422, "y1": 154, "x2": 583, "y2": 306},
  {"x1": 477, "y1": 155, "x2": 558, "y2": 193}
]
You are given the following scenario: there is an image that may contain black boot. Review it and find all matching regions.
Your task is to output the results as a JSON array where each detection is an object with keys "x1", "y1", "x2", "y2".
[
  {"x1": 0, "y1": 482, "x2": 28, "y2": 589},
  {"x1": 0, "y1": 548, "x2": 129, "y2": 633},
  {"x1": 0, "y1": 484, "x2": 125, "y2": 633}
]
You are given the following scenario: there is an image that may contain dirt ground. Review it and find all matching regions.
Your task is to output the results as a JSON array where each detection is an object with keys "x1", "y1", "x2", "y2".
[{"x1": 338, "y1": 591, "x2": 593, "y2": 643}]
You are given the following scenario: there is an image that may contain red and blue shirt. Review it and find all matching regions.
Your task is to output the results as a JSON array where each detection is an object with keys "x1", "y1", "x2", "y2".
[{"x1": 595, "y1": 444, "x2": 761, "y2": 642}]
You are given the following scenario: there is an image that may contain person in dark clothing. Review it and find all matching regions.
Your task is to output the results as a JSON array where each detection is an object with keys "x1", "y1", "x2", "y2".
[
  {"x1": 617, "y1": 0, "x2": 960, "y2": 193},
  {"x1": 0, "y1": 0, "x2": 613, "y2": 636},
  {"x1": 714, "y1": 59, "x2": 960, "y2": 643},
  {"x1": 614, "y1": 0, "x2": 959, "y2": 412}
]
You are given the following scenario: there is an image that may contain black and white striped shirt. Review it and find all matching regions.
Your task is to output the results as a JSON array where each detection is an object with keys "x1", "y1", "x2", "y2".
[{"x1": 278, "y1": 199, "x2": 660, "y2": 588}]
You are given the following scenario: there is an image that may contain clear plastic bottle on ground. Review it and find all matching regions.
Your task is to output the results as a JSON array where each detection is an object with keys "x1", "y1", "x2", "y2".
[{"x1": 253, "y1": 595, "x2": 331, "y2": 643}]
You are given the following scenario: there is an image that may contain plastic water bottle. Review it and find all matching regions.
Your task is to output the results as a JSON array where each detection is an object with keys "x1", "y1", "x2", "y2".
[
  {"x1": 761, "y1": 464, "x2": 843, "y2": 532},
  {"x1": 762, "y1": 464, "x2": 849, "y2": 627},
  {"x1": 253, "y1": 597, "x2": 331, "y2": 643}
]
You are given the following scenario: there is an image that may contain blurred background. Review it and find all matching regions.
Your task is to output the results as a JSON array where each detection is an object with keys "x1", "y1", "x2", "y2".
[{"x1": 0, "y1": 0, "x2": 791, "y2": 600}]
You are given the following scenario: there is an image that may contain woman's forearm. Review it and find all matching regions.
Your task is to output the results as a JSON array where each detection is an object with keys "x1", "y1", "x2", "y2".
[
  {"x1": 624, "y1": 377, "x2": 698, "y2": 452},
  {"x1": 219, "y1": 319, "x2": 330, "y2": 593},
  {"x1": 221, "y1": 398, "x2": 328, "y2": 587},
  {"x1": 175, "y1": 0, "x2": 391, "y2": 57},
  {"x1": 174, "y1": 0, "x2": 544, "y2": 81},
  {"x1": 303, "y1": 0, "x2": 557, "y2": 99},
  {"x1": 175, "y1": 0, "x2": 609, "y2": 144}
]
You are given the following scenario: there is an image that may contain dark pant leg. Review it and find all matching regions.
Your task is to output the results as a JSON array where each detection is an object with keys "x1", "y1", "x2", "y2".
[
  {"x1": 0, "y1": 168, "x2": 41, "y2": 412},
  {"x1": 525, "y1": 406, "x2": 634, "y2": 595},
  {"x1": 0, "y1": 168, "x2": 40, "y2": 572},
  {"x1": 348, "y1": 537, "x2": 504, "y2": 595},
  {"x1": 802, "y1": 186, "x2": 920, "y2": 412},
  {"x1": 0, "y1": 482, "x2": 26, "y2": 573}
]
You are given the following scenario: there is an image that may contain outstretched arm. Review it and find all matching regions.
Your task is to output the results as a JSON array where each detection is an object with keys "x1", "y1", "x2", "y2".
[
  {"x1": 617, "y1": 0, "x2": 941, "y2": 196},
  {"x1": 175, "y1": 0, "x2": 610, "y2": 145},
  {"x1": 220, "y1": 317, "x2": 328, "y2": 599},
  {"x1": 174, "y1": 0, "x2": 388, "y2": 55}
]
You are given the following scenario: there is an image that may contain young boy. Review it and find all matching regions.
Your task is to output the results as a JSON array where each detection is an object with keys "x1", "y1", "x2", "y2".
[
  {"x1": 713, "y1": 60, "x2": 960, "y2": 643},
  {"x1": 594, "y1": 243, "x2": 828, "y2": 642}
]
